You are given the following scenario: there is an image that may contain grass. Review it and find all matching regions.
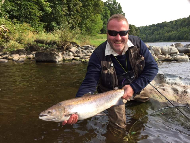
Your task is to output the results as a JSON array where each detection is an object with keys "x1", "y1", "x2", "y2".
[
  {"x1": 89, "y1": 34, "x2": 107, "y2": 47},
  {"x1": 0, "y1": 18, "x2": 107, "y2": 52}
]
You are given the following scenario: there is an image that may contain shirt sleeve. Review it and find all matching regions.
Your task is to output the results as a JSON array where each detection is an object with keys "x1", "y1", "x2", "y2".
[
  {"x1": 75, "y1": 52, "x2": 101, "y2": 97},
  {"x1": 130, "y1": 40, "x2": 158, "y2": 93}
]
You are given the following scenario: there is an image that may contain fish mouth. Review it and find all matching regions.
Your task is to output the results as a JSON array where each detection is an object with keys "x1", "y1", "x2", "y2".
[
  {"x1": 39, "y1": 114, "x2": 59, "y2": 122},
  {"x1": 39, "y1": 114, "x2": 48, "y2": 117},
  {"x1": 39, "y1": 114, "x2": 48, "y2": 119}
]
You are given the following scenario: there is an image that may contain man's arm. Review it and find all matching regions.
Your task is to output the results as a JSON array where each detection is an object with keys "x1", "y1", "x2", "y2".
[
  {"x1": 62, "y1": 52, "x2": 102, "y2": 125},
  {"x1": 76, "y1": 52, "x2": 101, "y2": 97}
]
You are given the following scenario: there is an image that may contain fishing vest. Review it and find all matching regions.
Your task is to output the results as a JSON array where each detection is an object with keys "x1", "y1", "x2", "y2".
[{"x1": 94, "y1": 35, "x2": 145, "y2": 93}]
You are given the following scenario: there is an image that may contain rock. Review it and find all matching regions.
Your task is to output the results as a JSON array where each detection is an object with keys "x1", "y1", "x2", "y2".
[
  {"x1": 184, "y1": 44, "x2": 190, "y2": 48},
  {"x1": 150, "y1": 46, "x2": 162, "y2": 56},
  {"x1": 82, "y1": 55, "x2": 90, "y2": 59},
  {"x1": 174, "y1": 54, "x2": 189, "y2": 62},
  {"x1": 1, "y1": 54, "x2": 8, "y2": 59},
  {"x1": 27, "y1": 54, "x2": 34, "y2": 59},
  {"x1": 35, "y1": 51, "x2": 63, "y2": 63},
  {"x1": 62, "y1": 52, "x2": 74, "y2": 60},
  {"x1": 174, "y1": 43, "x2": 184, "y2": 48},
  {"x1": 73, "y1": 57, "x2": 80, "y2": 60},
  {"x1": 17, "y1": 58, "x2": 26, "y2": 62},
  {"x1": 68, "y1": 52, "x2": 74, "y2": 57},
  {"x1": 161, "y1": 46, "x2": 179, "y2": 55},
  {"x1": 82, "y1": 45, "x2": 96, "y2": 50},
  {"x1": 86, "y1": 53, "x2": 92, "y2": 56},
  {"x1": 140, "y1": 78, "x2": 190, "y2": 106},
  {"x1": 69, "y1": 47, "x2": 78, "y2": 54},
  {"x1": 77, "y1": 53, "x2": 85, "y2": 58},
  {"x1": 177, "y1": 47, "x2": 190, "y2": 54},
  {"x1": 0, "y1": 59, "x2": 8, "y2": 63},
  {"x1": 157, "y1": 55, "x2": 166, "y2": 61},
  {"x1": 11, "y1": 54, "x2": 20, "y2": 61}
]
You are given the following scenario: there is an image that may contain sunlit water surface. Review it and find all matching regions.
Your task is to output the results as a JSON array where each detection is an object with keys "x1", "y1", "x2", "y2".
[{"x1": 0, "y1": 60, "x2": 189, "y2": 143}]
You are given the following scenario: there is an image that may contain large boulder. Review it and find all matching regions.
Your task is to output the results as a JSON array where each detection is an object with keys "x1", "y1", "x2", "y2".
[
  {"x1": 150, "y1": 46, "x2": 162, "y2": 56},
  {"x1": 35, "y1": 51, "x2": 63, "y2": 63},
  {"x1": 184, "y1": 44, "x2": 190, "y2": 48},
  {"x1": 161, "y1": 46, "x2": 179, "y2": 55},
  {"x1": 174, "y1": 43, "x2": 184, "y2": 48},
  {"x1": 177, "y1": 47, "x2": 190, "y2": 54},
  {"x1": 174, "y1": 54, "x2": 189, "y2": 62},
  {"x1": 138, "y1": 79, "x2": 190, "y2": 106}
]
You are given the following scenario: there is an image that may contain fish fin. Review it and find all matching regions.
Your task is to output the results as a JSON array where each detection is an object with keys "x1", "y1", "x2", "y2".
[
  {"x1": 65, "y1": 112, "x2": 78, "y2": 117},
  {"x1": 64, "y1": 114, "x2": 71, "y2": 118},
  {"x1": 96, "y1": 112, "x2": 107, "y2": 116}
]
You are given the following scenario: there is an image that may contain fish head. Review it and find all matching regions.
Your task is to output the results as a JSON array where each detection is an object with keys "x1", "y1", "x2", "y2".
[{"x1": 39, "y1": 103, "x2": 71, "y2": 122}]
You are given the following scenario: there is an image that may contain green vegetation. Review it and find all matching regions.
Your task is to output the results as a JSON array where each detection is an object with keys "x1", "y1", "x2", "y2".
[
  {"x1": 0, "y1": 0, "x2": 125, "y2": 34},
  {"x1": 0, "y1": 0, "x2": 126, "y2": 51},
  {"x1": 89, "y1": 34, "x2": 107, "y2": 47},
  {"x1": 0, "y1": 17, "x2": 106, "y2": 52},
  {"x1": 0, "y1": 0, "x2": 189, "y2": 52},
  {"x1": 139, "y1": 16, "x2": 190, "y2": 42}
]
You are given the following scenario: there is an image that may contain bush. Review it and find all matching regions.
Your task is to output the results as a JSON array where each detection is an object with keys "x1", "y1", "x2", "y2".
[{"x1": 3, "y1": 40, "x2": 24, "y2": 52}]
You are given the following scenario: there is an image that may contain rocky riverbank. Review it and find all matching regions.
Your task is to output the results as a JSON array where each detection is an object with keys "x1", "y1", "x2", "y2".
[
  {"x1": 138, "y1": 74, "x2": 190, "y2": 106},
  {"x1": 0, "y1": 42, "x2": 189, "y2": 63},
  {"x1": 148, "y1": 43, "x2": 190, "y2": 62}
]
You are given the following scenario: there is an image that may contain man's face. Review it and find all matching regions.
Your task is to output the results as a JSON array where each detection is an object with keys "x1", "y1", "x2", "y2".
[{"x1": 107, "y1": 19, "x2": 129, "y2": 55}]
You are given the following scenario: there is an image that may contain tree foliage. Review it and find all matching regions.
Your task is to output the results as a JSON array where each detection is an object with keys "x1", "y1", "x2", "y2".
[
  {"x1": 2, "y1": 0, "x2": 188, "y2": 41},
  {"x1": 139, "y1": 16, "x2": 190, "y2": 42},
  {"x1": 1, "y1": 0, "x2": 51, "y2": 30},
  {"x1": 129, "y1": 24, "x2": 140, "y2": 36},
  {"x1": 78, "y1": 0, "x2": 104, "y2": 35},
  {"x1": 101, "y1": 0, "x2": 125, "y2": 34},
  {"x1": 1, "y1": 0, "x2": 105, "y2": 35}
]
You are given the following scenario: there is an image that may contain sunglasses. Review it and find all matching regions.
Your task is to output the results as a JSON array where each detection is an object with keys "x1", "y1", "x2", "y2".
[{"x1": 107, "y1": 30, "x2": 129, "y2": 36}]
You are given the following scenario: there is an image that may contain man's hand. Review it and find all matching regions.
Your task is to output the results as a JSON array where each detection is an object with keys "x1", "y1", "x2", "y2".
[
  {"x1": 62, "y1": 114, "x2": 78, "y2": 125},
  {"x1": 122, "y1": 85, "x2": 134, "y2": 100}
]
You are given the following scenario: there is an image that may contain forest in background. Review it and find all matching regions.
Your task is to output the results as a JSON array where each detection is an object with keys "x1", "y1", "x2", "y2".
[
  {"x1": 0, "y1": 0, "x2": 126, "y2": 35},
  {"x1": 0, "y1": 0, "x2": 189, "y2": 51},
  {"x1": 139, "y1": 16, "x2": 190, "y2": 42}
]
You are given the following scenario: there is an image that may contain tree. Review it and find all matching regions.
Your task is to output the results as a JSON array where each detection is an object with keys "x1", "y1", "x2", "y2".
[
  {"x1": 104, "y1": 0, "x2": 124, "y2": 16},
  {"x1": 1, "y1": 0, "x2": 51, "y2": 31},
  {"x1": 129, "y1": 24, "x2": 139, "y2": 36},
  {"x1": 101, "y1": 0, "x2": 125, "y2": 34},
  {"x1": 78, "y1": 0, "x2": 104, "y2": 35},
  {"x1": 100, "y1": 6, "x2": 110, "y2": 34},
  {"x1": 139, "y1": 15, "x2": 190, "y2": 42}
]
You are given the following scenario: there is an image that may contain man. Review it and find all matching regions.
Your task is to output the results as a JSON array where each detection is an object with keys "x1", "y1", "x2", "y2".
[{"x1": 62, "y1": 14, "x2": 158, "y2": 129}]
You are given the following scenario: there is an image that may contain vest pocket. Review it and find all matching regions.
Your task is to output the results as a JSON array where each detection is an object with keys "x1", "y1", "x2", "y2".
[{"x1": 99, "y1": 61, "x2": 117, "y2": 91}]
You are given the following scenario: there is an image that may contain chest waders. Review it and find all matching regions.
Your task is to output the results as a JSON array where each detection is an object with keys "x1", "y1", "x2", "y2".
[{"x1": 93, "y1": 35, "x2": 146, "y2": 131}]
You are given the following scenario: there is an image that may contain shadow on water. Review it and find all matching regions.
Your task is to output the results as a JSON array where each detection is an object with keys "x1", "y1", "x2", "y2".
[{"x1": 0, "y1": 61, "x2": 190, "y2": 143}]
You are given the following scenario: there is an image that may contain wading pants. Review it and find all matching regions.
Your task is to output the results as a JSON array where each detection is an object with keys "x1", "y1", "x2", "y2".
[{"x1": 107, "y1": 104, "x2": 126, "y2": 129}]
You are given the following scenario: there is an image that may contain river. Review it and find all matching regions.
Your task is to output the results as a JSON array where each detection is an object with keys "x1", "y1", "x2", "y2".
[
  {"x1": 146, "y1": 41, "x2": 190, "y2": 47},
  {"x1": 0, "y1": 59, "x2": 190, "y2": 142}
]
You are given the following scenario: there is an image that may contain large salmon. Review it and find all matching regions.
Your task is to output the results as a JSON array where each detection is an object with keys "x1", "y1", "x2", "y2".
[{"x1": 39, "y1": 89, "x2": 127, "y2": 122}]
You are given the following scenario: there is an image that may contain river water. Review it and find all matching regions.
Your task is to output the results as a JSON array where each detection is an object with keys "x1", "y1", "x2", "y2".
[
  {"x1": 146, "y1": 41, "x2": 190, "y2": 47},
  {"x1": 0, "y1": 59, "x2": 190, "y2": 143}
]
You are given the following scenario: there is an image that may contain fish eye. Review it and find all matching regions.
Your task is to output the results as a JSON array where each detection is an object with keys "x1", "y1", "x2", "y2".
[{"x1": 47, "y1": 111, "x2": 52, "y2": 114}]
